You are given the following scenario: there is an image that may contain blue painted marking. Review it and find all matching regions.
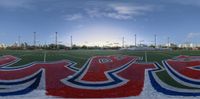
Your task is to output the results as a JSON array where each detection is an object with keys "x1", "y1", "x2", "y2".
[
  {"x1": 67, "y1": 61, "x2": 79, "y2": 71},
  {"x1": 149, "y1": 63, "x2": 200, "y2": 96},
  {"x1": 0, "y1": 70, "x2": 42, "y2": 96},
  {"x1": 191, "y1": 66, "x2": 200, "y2": 70},
  {"x1": 163, "y1": 61, "x2": 200, "y2": 85},
  {"x1": 67, "y1": 59, "x2": 134, "y2": 87}
]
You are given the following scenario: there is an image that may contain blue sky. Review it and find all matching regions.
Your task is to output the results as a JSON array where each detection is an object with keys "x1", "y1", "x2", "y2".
[{"x1": 0, "y1": 0, "x2": 200, "y2": 46}]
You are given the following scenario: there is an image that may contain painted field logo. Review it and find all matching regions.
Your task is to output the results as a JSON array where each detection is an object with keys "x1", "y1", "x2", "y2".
[
  {"x1": 0, "y1": 55, "x2": 156, "y2": 98},
  {"x1": 1, "y1": 55, "x2": 200, "y2": 98},
  {"x1": 0, "y1": 55, "x2": 77, "y2": 97},
  {"x1": 60, "y1": 56, "x2": 156, "y2": 98},
  {"x1": 150, "y1": 55, "x2": 200, "y2": 96}
]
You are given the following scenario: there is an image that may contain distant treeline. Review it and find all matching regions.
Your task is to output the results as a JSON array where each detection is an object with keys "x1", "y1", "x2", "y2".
[{"x1": 4, "y1": 43, "x2": 121, "y2": 50}]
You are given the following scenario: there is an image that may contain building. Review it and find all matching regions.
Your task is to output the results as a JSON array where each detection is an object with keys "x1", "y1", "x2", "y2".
[
  {"x1": 165, "y1": 43, "x2": 178, "y2": 48},
  {"x1": 178, "y1": 43, "x2": 200, "y2": 48}
]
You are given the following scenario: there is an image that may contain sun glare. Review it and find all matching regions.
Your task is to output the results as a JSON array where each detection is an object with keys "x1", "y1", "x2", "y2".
[{"x1": 69, "y1": 25, "x2": 130, "y2": 47}]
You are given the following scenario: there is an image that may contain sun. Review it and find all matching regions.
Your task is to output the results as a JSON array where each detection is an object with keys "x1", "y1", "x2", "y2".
[{"x1": 68, "y1": 24, "x2": 131, "y2": 47}]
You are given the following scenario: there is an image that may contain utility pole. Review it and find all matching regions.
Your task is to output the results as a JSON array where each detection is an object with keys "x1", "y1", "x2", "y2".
[
  {"x1": 155, "y1": 34, "x2": 156, "y2": 47},
  {"x1": 134, "y1": 34, "x2": 137, "y2": 47},
  {"x1": 122, "y1": 36, "x2": 124, "y2": 48},
  {"x1": 55, "y1": 32, "x2": 58, "y2": 49},
  {"x1": 33, "y1": 32, "x2": 36, "y2": 47},
  {"x1": 66, "y1": 33, "x2": 68, "y2": 48},
  {"x1": 167, "y1": 37, "x2": 170, "y2": 48},
  {"x1": 70, "y1": 36, "x2": 73, "y2": 48},
  {"x1": 18, "y1": 35, "x2": 21, "y2": 47}
]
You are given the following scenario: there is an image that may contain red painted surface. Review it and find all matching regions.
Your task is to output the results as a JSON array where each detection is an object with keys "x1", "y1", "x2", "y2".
[
  {"x1": 0, "y1": 55, "x2": 17, "y2": 66},
  {"x1": 81, "y1": 56, "x2": 135, "y2": 81},
  {"x1": 0, "y1": 55, "x2": 156, "y2": 98},
  {"x1": 48, "y1": 56, "x2": 156, "y2": 98},
  {"x1": 167, "y1": 56, "x2": 200, "y2": 80}
]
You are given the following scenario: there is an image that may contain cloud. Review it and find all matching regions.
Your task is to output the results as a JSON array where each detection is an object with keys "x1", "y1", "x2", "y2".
[
  {"x1": 64, "y1": 13, "x2": 83, "y2": 21},
  {"x1": 0, "y1": 0, "x2": 34, "y2": 9},
  {"x1": 106, "y1": 12, "x2": 133, "y2": 20},
  {"x1": 167, "y1": 0, "x2": 200, "y2": 7},
  {"x1": 61, "y1": 1, "x2": 154, "y2": 21},
  {"x1": 86, "y1": 8, "x2": 133, "y2": 20},
  {"x1": 187, "y1": 32, "x2": 200, "y2": 39},
  {"x1": 111, "y1": 4, "x2": 152, "y2": 15},
  {"x1": 85, "y1": 3, "x2": 153, "y2": 20}
]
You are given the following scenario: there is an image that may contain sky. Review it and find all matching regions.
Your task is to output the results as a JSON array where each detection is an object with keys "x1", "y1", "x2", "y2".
[{"x1": 0, "y1": 0, "x2": 200, "y2": 46}]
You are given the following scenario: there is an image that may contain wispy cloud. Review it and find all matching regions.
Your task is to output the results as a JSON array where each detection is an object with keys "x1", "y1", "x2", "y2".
[
  {"x1": 0, "y1": 0, "x2": 34, "y2": 9},
  {"x1": 85, "y1": 3, "x2": 153, "y2": 20},
  {"x1": 168, "y1": 0, "x2": 200, "y2": 6},
  {"x1": 60, "y1": 1, "x2": 154, "y2": 21},
  {"x1": 111, "y1": 4, "x2": 152, "y2": 15},
  {"x1": 85, "y1": 8, "x2": 133, "y2": 20},
  {"x1": 187, "y1": 32, "x2": 200, "y2": 39},
  {"x1": 64, "y1": 13, "x2": 83, "y2": 21}
]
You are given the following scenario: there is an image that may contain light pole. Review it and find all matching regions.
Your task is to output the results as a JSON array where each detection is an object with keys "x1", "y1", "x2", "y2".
[
  {"x1": 18, "y1": 35, "x2": 21, "y2": 47},
  {"x1": 33, "y1": 32, "x2": 36, "y2": 49},
  {"x1": 122, "y1": 37, "x2": 125, "y2": 48},
  {"x1": 70, "y1": 36, "x2": 73, "y2": 48},
  {"x1": 167, "y1": 37, "x2": 170, "y2": 48},
  {"x1": 55, "y1": 32, "x2": 58, "y2": 49},
  {"x1": 135, "y1": 34, "x2": 137, "y2": 47},
  {"x1": 154, "y1": 34, "x2": 157, "y2": 48}
]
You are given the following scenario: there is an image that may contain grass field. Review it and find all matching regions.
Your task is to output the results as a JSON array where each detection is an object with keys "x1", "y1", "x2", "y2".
[{"x1": 0, "y1": 49, "x2": 200, "y2": 68}]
